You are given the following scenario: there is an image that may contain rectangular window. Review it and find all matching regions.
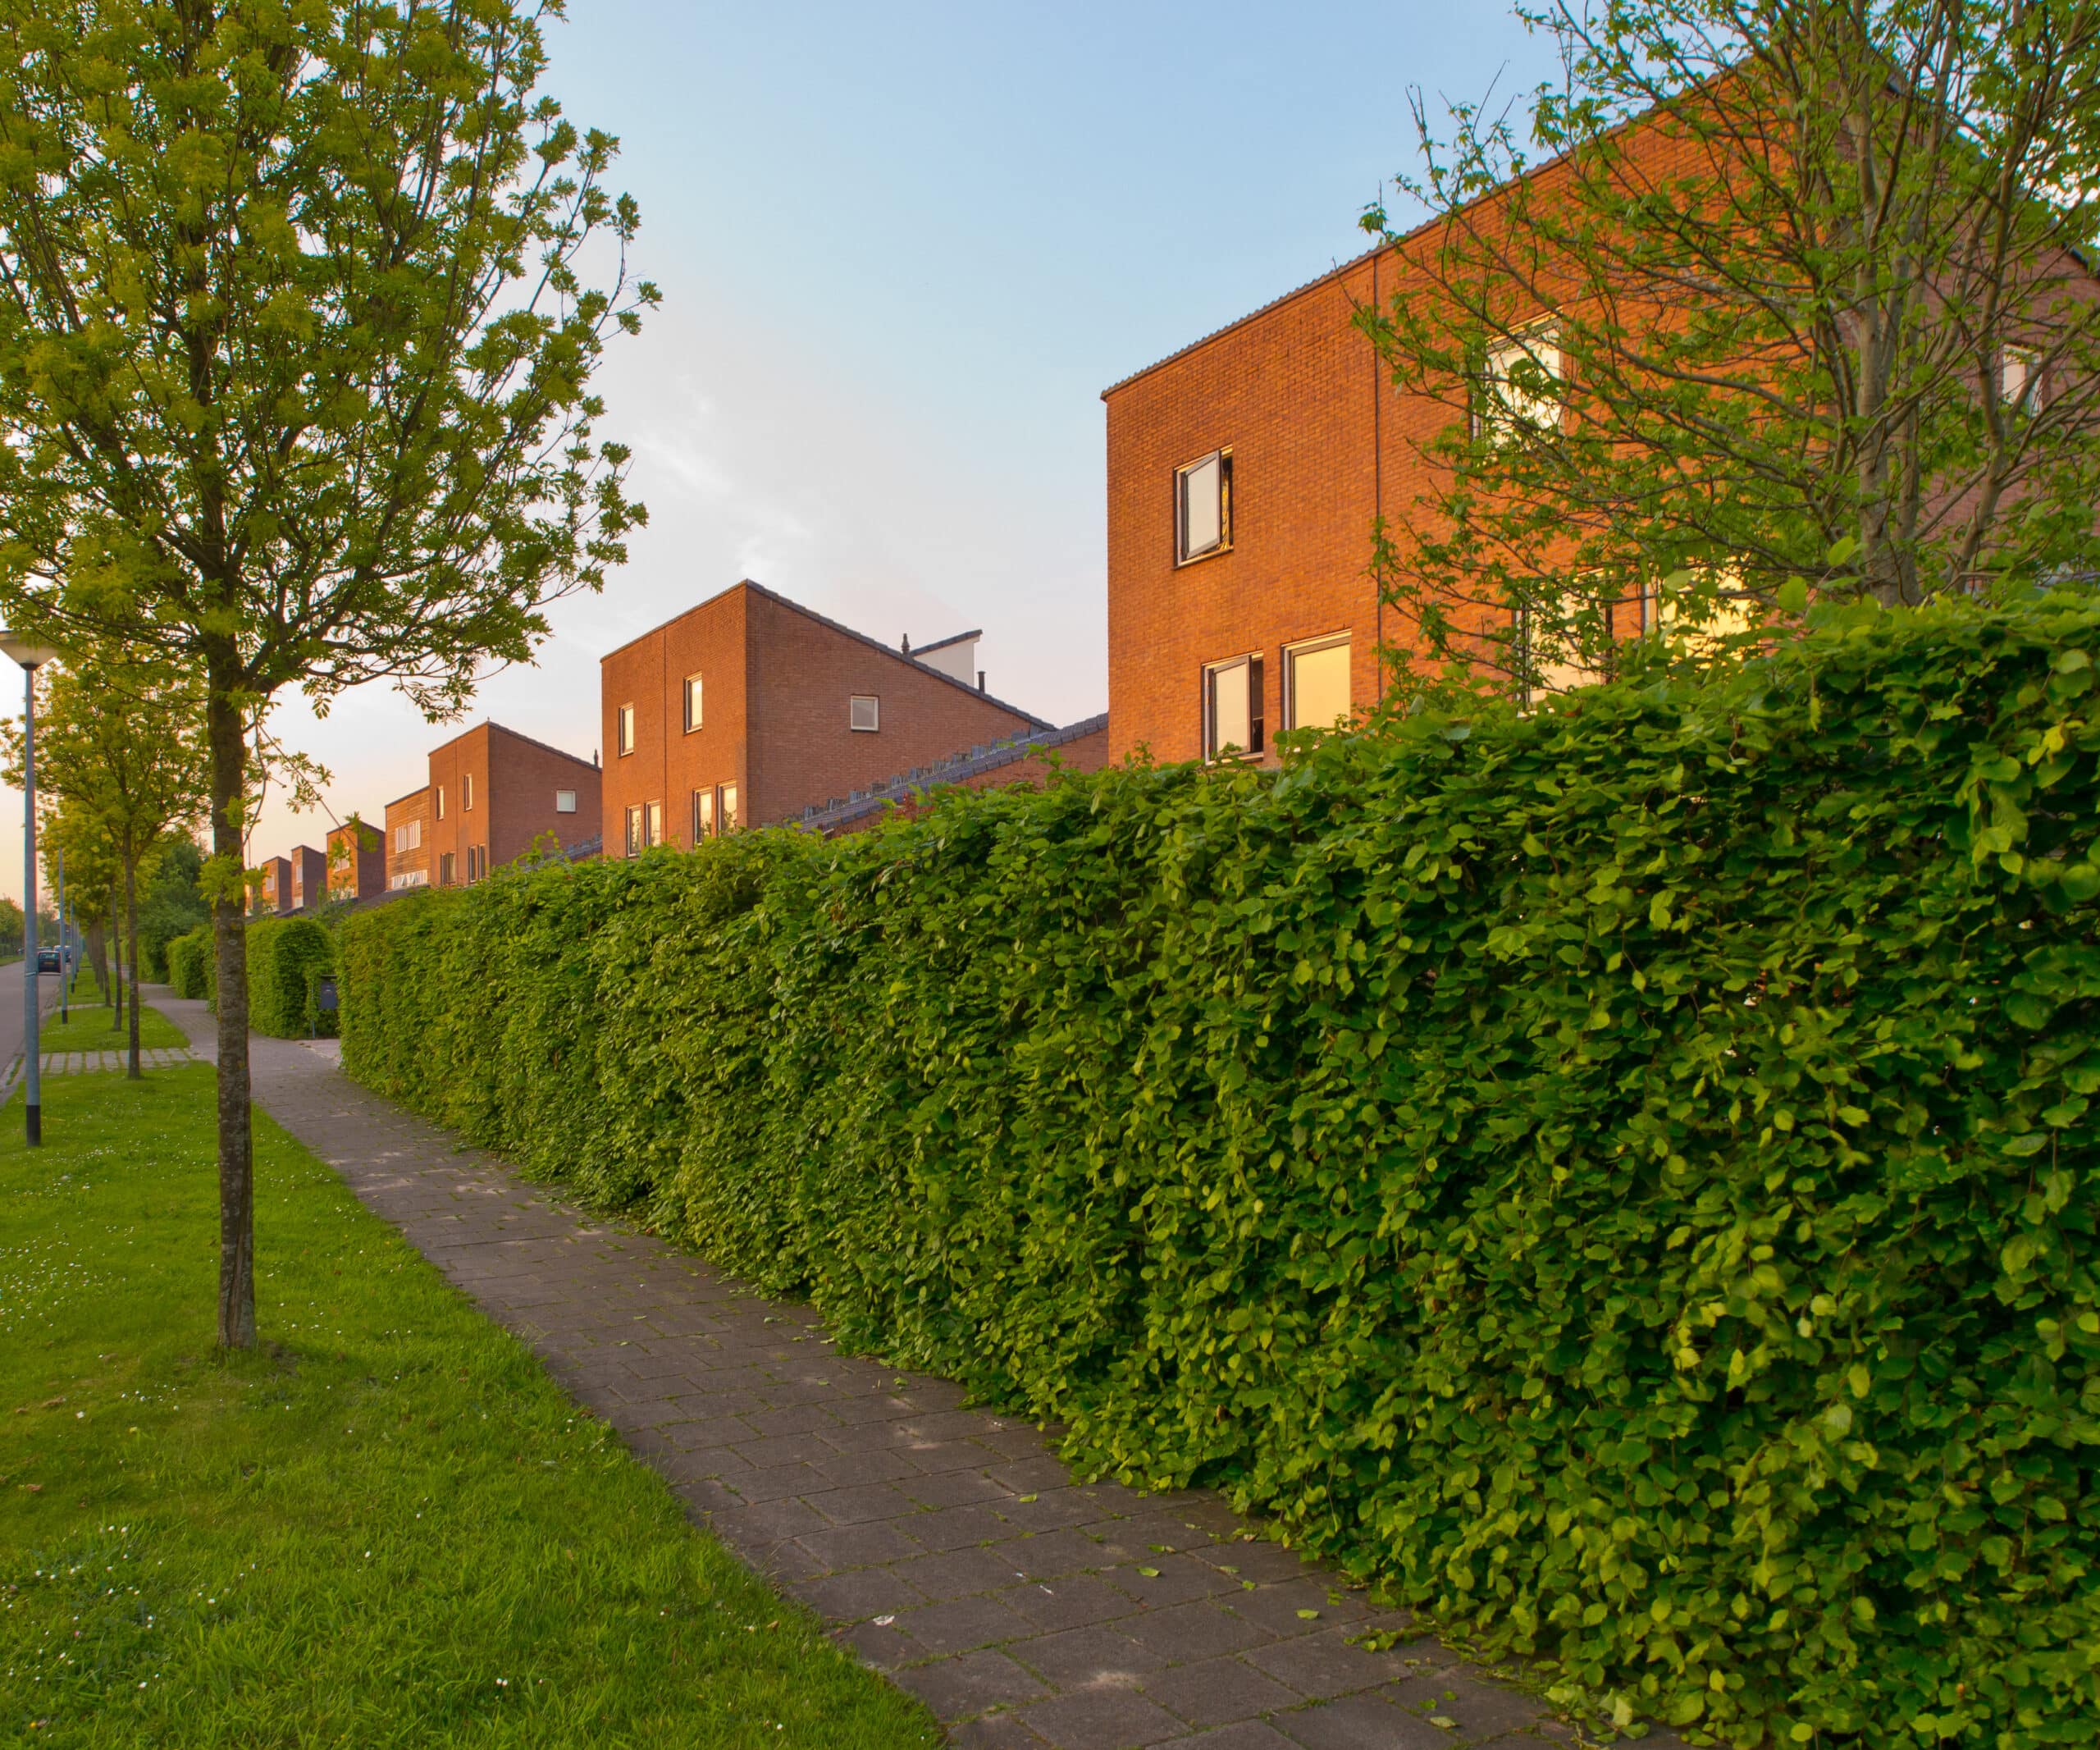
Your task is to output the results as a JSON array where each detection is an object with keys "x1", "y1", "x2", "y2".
[
  {"x1": 392, "y1": 819, "x2": 422, "y2": 853},
  {"x1": 719, "y1": 783, "x2": 740, "y2": 833},
  {"x1": 693, "y1": 787, "x2": 715, "y2": 840},
  {"x1": 435, "y1": 785, "x2": 446, "y2": 820},
  {"x1": 463, "y1": 773, "x2": 475, "y2": 811},
  {"x1": 849, "y1": 695, "x2": 880, "y2": 733},
  {"x1": 555, "y1": 788, "x2": 577, "y2": 814},
  {"x1": 617, "y1": 703, "x2": 636, "y2": 756},
  {"x1": 624, "y1": 804, "x2": 644, "y2": 857},
  {"x1": 1477, "y1": 325, "x2": 1564, "y2": 442},
  {"x1": 2002, "y1": 345, "x2": 2038, "y2": 411},
  {"x1": 683, "y1": 674, "x2": 704, "y2": 733},
  {"x1": 1283, "y1": 635, "x2": 1352, "y2": 734},
  {"x1": 1176, "y1": 450, "x2": 1231, "y2": 564},
  {"x1": 438, "y1": 851, "x2": 456, "y2": 886},
  {"x1": 1203, "y1": 655, "x2": 1263, "y2": 760},
  {"x1": 645, "y1": 801, "x2": 664, "y2": 848}
]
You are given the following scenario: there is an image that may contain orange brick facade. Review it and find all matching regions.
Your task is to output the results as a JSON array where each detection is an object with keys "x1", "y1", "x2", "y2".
[
  {"x1": 600, "y1": 580, "x2": 1050, "y2": 852},
  {"x1": 326, "y1": 820, "x2": 386, "y2": 902},
  {"x1": 425, "y1": 722, "x2": 600, "y2": 886},
  {"x1": 384, "y1": 788, "x2": 431, "y2": 891}
]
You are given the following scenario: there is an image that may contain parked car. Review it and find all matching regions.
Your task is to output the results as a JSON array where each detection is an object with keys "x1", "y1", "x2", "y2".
[{"x1": 34, "y1": 947, "x2": 61, "y2": 973}]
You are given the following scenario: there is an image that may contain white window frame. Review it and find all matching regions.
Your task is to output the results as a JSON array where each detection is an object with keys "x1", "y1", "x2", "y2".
[
  {"x1": 2002, "y1": 345, "x2": 2039, "y2": 412},
  {"x1": 555, "y1": 788, "x2": 577, "y2": 814},
  {"x1": 683, "y1": 673, "x2": 704, "y2": 733},
  {"x1": 1477, "y1": 324, "x2": 1564, "y2": 443},
  {"x1": 617, "y1": 703, "x2": 637, "y2": 756},
  {"x1": 849, "y1": 695, "x2": 880, "y2": 733},
  {"x1": 1282, "y1": 633, "x2": 1353, "y2": 734},
  {"x1": 1175, "y1": 449, "x2": 1232, "y2": 565},
  {"x1": 624, "y1": 804, "x2": 644, "y2": 857},
  {"x1": 719, "y1": 782, "x2": 740, "y2": 833},
  {"x1": 693, "y1": 787, "x2": 715, "y2": 840},
  {"x1": 463, "y1": 772, "x2": 474, "y2": 811},
  {"x1": 435, "y1": 785, "x2": 445, "y2": 820},
  {"x1": 645, "y1": 800, "x2": 664, "y2": 848},
  {"x1": 1203, "y1": 653, "x2": 1263, "y2": 761}
]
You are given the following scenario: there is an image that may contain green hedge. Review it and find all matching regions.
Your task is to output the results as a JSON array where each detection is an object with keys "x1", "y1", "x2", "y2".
[
  {"x1": 339, "y1": 601, "x2": 2100, "y2": 1748},
  {"x1": 165, "y1": 924, "x2": 212, "y2": 1002},
  {"x1": 246, "y1": 917, "x2": 334, "y2": 1038}
]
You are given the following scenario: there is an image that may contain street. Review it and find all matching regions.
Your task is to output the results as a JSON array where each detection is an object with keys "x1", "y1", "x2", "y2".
[{"x1": 0, "y1": 956, "x2": 68, "y2": 1085}]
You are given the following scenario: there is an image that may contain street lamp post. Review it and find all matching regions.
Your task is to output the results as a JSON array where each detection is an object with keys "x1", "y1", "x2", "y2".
[{"x1": 0, "y1": 631, "x2": 62, "y2": 1145}]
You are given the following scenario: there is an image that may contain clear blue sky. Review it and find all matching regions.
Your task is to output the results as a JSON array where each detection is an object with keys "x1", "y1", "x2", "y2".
[{"x1": 5, "y1": 1, "x2": 1561, "y2": 902}]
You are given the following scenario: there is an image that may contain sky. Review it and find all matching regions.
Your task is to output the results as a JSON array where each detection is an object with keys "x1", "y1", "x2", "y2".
[{"x1": 0, "y1": 0, "x2": 1561, "y2": 906}]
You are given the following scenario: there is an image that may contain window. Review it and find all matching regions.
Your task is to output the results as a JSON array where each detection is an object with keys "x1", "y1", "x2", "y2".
[
  {"x1": 849, "y1": 695, "x2": 880, "y2": 733},
  {"x1": 1514, "y1": 608, "x2": 1604, "y2": 708},
  {"x1": 1477, "y1": 326, "x2": 1564, "y2": 442},
  {"x1": 463, "y1": 773, "x2": 474, "y2": 811},
  {"x1": 617, "y1": 703, "x2": 636, "y2": 756},
  {"x1": 438, "y1": 851, "x2": 456, "y2": 886},
  {"x1": 2002, "y1": 345, "x2": 2038, "y2": 411},
  {"x1": 645, "y1": 801, "x2": 664, "y2": 848},
  {"x1": 1647, "y1": 566, "x2": 1756, "y2": 658},
  {"x1": 392, "y1": 819, "x2": 422, "y2": 854},
  {"x1": 555, "y1": 788, "x2": 577, "y2": 814},
  {"x1": 1176, "y1": 450, "x2": 1231, "y2": 564},
  {"x1": 624, "y1": 804, "x2": 644, "y2": 857},
  {"x1": 1203, "y1": 655, "x2": 1263, "y2": 760},
  {"x1": 465, "y1": 845, "x2": 486, "y2": 883},
  {"x1": 1283, "y1": 635, "x2": 1352, "y2": 734},
  {"x1": 435, "y1": 785, "x2": 446, "y2": 820},
  {"x1": 683, "y1": 673, "x2": 704, "y2": 733},
  {"x1": 693, "y1": 788, "x2": 715, "y2": 840},
  {"x1": 719, "y1": 783, "x2": 740, "y2": 833}
]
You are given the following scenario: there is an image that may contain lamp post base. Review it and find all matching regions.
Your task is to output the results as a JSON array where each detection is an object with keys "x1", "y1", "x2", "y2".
[{"x1": 26, "y1": 1101, "x2": 40, "y2": 1146}]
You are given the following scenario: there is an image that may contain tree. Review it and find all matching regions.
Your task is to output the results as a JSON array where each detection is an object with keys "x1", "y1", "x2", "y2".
[
  {"x1": 136, "y1": 837, "x2": 208, "y2": 981},
  {"x1": 6, "y1": 652, "x2": 208, "y2": 1073},
  {"x1": 0, "y1": 1, "x2": 654, "y2": 1347},
  {"x1": 1359, "y1": 0, "x2": 2100, "y2": 701},
  {"x1": 0, "y1": 896, "x2": 21, "y2": 957}
]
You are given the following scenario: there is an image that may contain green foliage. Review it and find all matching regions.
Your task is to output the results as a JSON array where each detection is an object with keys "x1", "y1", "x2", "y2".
[
  {"x1": 341, "y1": 601, "x2": 2100, "y2": 1748},
  {"x1": 164, "y1": 925, "x2": 212, "y2": 1004},
  {"x1": 137, "y1": 841, "x2": 209, "y2": 981},
  {"x1": 245, "y1": 918, "x2": 334, "y2": 1039}
]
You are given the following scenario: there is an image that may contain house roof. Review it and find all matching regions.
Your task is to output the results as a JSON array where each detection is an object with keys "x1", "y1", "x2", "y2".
[
  {"x1": 911, "y1": 628, "x2": 983, "y2": 656},
  {"x1": 797, "y1": 712, "x2": 1109, "y2": 833}
]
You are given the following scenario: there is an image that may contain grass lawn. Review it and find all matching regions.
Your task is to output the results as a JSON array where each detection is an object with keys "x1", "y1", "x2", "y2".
[
  {"x1": 36, "y1": 998, "x2": 190, "y2": 1053},
  {"x1": 0, "y1": 1067, "x2": 938, "y2": 1748}
]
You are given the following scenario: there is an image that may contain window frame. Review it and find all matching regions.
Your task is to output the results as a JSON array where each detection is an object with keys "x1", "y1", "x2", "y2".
[
  {"x1": 438, "y1": 850, "x2": 456, "y2": 887},
  {"x1": 1202, "y1": 653, "x2": 1264, "y2": 761},
  {"x1": 1175, "y1": 448, "x2": 1233, "y2": 566},
  {"x1": 683, "y1": 673, "x2": 704, "y2": 733},
  {"x1": 719, "y1": 782, "x2": 740, "y2": 833},
  {"x1": 645, "y1": 800, "x2": 664, "y2": 848},
  {"x1": 555, "y1": 788, "x2": 577, "y2": 815},
  {"x1": 693, "y1": 787, "x2": 715, "y2": 840},
  {"x1": 624, "y1": 804, "x2": 644, "y2": 857},
  {"x1": 849, "y1": 695, "x2": 880, "y2": 733},
  {"x1": 2001, "y1": 344, "x2": 2039, "y2": 413},
  {"x1": 435, "y1": 784, "x2": 445, "y2": 820},
  {"x1": 1281, "y1": 633, "x2": 1353, "y2": 736},
  {"x1": 463, "y1": 772, "x2": 474, "y2": 811},
  {"x1": 617, "y1": 703, "x2": 637, "y2": 756},
  {"x1": 1476, "y1": 323, "x2": 1565, "y2": 444}
]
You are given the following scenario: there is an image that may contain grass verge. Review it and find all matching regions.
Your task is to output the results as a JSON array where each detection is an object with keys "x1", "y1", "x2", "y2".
[
  {"x1": 36, "y1": 998, "x2": 190, "y2": 1053},
  {"x1": 0, "y1": 1066, "x2": 937, "y2": 1748}
]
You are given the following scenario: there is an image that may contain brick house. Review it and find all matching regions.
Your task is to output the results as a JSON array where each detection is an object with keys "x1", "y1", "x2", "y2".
[
  {"x1": 326, "y1": 820, "x2": 386, "y2": 901},
  {"x1": 286, "y1": 844, "x2": 327, "y2": 912},
  {"x1": 253, "y1": 853, "x2": 291, "y2": 916},
  {"x1": 387, "y1": 722, "x2": 600, "y2": 891},
  {"x1": 600, "y1": 579, "x2": 1073, "y2": 852}
]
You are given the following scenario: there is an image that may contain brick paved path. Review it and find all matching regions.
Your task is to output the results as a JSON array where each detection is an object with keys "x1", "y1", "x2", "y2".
[{"x1": 148, "y1": 989, "x2": 1622, "y2": 1750}]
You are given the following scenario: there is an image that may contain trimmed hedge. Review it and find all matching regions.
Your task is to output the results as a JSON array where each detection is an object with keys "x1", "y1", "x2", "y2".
[
  {"x1": 340, "y1": 601, "x2": 2100, "y2": 1748},
  {"x1": 246, "y1": 917, "x2": 335, "y2": 1038},
  {"x1": 165, "y1": 924, "x2": 212, "y2": 1002}
]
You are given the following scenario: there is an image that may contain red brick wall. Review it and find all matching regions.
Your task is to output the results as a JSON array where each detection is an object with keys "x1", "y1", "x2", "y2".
[
  {"x1": 600, "y1": 583, "x2": 749, "y2": 853},
  {"x1": 744, "y1": 587, "x2": 1041, "y2": 827},
  {"x1": 424, "y1": 726, "x2": 481, "y2": 889},
  {"x1": 384, "y1": 788, "x2": 430, "y2": 889},
  {"x1": 288, "y1": 845, "x2": 327, "y2": 911},
  {"x1": 326, "y1": 820, "x2": 385, "y2": 901},
  {"x1": 483, "y1": 724, "x2": 600, "y2": 867},
  {"x1": 254, "y1": 855, "x2": 291, "y2": 916}
]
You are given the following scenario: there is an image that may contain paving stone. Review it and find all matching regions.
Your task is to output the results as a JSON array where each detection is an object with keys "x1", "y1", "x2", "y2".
[{"x1": 144, "y1": 989, "x2": 1609, "y2": 1750}]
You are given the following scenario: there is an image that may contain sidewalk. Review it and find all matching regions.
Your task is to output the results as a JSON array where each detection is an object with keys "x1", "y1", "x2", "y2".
[{"x1": 148, "y1": 988, "x2": 1622, "y2": 1750}]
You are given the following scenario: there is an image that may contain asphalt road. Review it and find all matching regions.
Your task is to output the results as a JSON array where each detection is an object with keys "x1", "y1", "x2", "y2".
[{"x1": 0, "y1": 956, "x2": 68, "y2": 1081}]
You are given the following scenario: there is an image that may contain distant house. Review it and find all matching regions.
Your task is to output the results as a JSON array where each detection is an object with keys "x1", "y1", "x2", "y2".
[
  {"x1": 286, "y1": 845, "x2": 327, "y2": 912},
  {"x1": 326, "y1": 820, "x2": 386, "y2": 902},
  {"x1": 386, "y1": 721, "x2": 600, "y2": 891},
  {"x1": 253, "y1": 854, "x2": 291, "y2": 916},
  {"x1": 600, "y1": 578, "x2": 1101, "y2": 852}
]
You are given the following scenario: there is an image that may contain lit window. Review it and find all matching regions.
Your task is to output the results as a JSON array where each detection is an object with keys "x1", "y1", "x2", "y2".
[
  {"x1": 1176, "y1": 450, "x2": 1231, "y2": 564},
  {"x1": 436, "y1": 785, "x2": 446, "y2": 820},
  {"x1": 693, "y1": 788, "x2": 715, "y2": 839},
  {"x1": 1477, "y1": 326, "x2": 1564, "y2": 442},
  {"x1": 1203, "y1": 655, "x2": 1263, "y2": 760},
  {"x1": 618, "y1": 703, "x2": 636, "y2": 756},
  {"x1": 849, "y1": 696, "x2": 880, "y2": 733},
  {"x1": 646, "y1": 801, "x2": 664, "y2": 848},
  {"x1": 683, "y1": 674, "x2": 704, "y2": 733},
  {"x1": 719, "y1": 783, "x2": 740, "y2": 832},
  {"x1": 1515, "y1": 607, "x2": 1604, "y2": 708},
  {"x1": 624, "y1": 805, "x2": 644, "y2": 857},
  {"x1": 555, "y1": 788, "x2": 577, "y2": 814},
  {"x1": 1283, "y1": 636, "x2": 1351, "y2": 734},
  {"x1": 463, "y1": 773, "x2": 474, "y2": 811},
  {"x1": 2002, "y1": 345, "x2": 2038, "y2": 411}
]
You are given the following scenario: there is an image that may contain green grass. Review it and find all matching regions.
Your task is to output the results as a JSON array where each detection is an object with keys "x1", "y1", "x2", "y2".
[
  {"x1": 0, "y1": 1068, "x2": 939, "y2": 1748},
  {"x1": 36, "y1": 998, "x2": 189, "y2": 1053}
]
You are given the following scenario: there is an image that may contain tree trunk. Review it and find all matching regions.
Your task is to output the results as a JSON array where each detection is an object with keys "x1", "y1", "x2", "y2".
[
  {"x1": 124, "y1": 843, "x2": 141, "y2": 1079},
  {"x1": 112, "y1": 926, "x2": 123, "y2": 1033},
  {"x1": 87, "y1": 922, "x2": 107, "y2": 1003},
  {"x1": 208, "y1": 677, "x2": 256, "y2": 1350}
]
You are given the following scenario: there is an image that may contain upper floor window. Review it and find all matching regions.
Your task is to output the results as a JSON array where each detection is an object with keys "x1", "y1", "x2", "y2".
[
  {"x1": 435, "y1": 785, "x2": 446, "y2": 820},
  {"x1": 1477, "y1": 326, "x2": 1564, "y2": 443},
  {"x1": 1203, "y1": 654, "x2": 1263, "y2": 760},
  {"x1": 1283, "y1": 635, "x2": 1351, "y2": 734},
  {"x1": 1176, "y1": 450, "x2": 1231, "y2": 564},
  {"x1": 393, "y1": 819, "x2": 422, "y2": 853},
  {"x1": 683, "y1": 674, "x2": 704, "y2": 733},
  {"x1": 849, "y1": 695, "x2": 880, "y2": 733},
  {"x1": 463, "y1": 773, "x2": 475, "y2": 811},
  {"x1": 555, "y1": 788, "x2": 577, "y2": 814},
  {"x1": 2001, "y1": 345, "x2": 2038, "y2": 412},
  {"x1": 617, "y1": 703, "x2": 637, "y2": 756}
]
